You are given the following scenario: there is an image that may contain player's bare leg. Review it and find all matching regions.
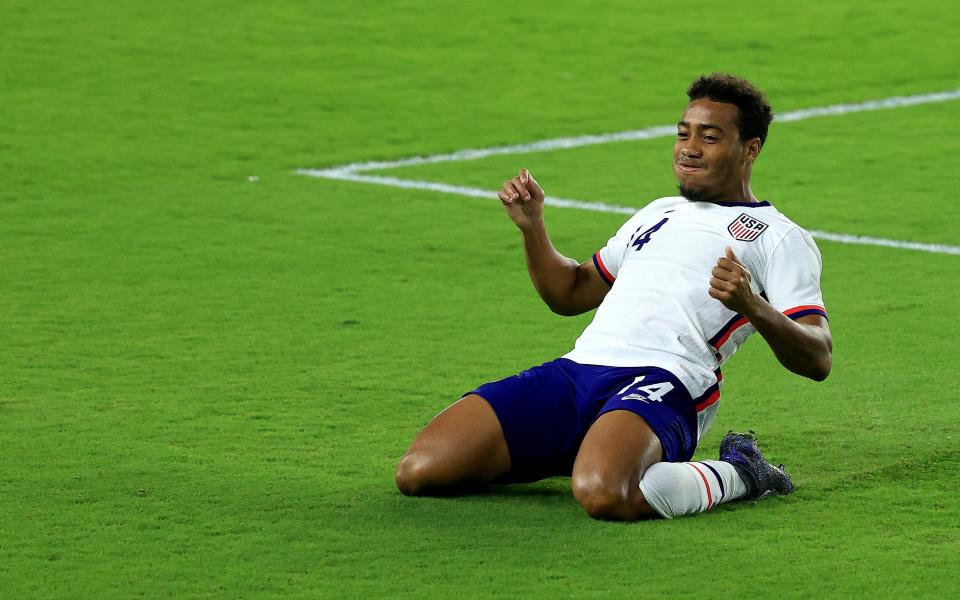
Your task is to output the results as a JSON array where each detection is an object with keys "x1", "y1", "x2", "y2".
[
  {"x1": 571, "y1": 410, "x2": 663, "y2": 520},
  {"x1": 395, "y1": 394, "x2": 511, "y2": 496}
]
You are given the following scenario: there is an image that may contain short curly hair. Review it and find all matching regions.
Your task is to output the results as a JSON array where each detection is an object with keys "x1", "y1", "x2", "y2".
[{"x1": 687, "y1": 73, "x2": 773, "y2": 145}]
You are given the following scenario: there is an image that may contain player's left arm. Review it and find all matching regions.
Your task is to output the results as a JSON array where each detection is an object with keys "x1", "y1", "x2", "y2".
[{"x1": 709, "y1": 246, "x2": 833, "y2": 381}]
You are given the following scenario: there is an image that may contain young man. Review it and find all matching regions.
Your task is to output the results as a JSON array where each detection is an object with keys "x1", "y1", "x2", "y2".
[{"x1": 396, "y1": 73, "x2": 832, "y2": 520}]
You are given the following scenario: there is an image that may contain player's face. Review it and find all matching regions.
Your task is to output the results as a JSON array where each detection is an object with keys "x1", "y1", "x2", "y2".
[{"x1": 673, "y1": 99, "x2": 758, "y2": 202}]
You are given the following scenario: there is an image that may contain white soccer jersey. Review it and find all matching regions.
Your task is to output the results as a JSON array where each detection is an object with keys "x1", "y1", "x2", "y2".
[{"x1": 563, "y1": 196, "x2": 827, "y2": 437}]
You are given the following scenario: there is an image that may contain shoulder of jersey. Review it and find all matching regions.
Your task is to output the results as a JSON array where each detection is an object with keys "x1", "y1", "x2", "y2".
[
  {"x1": 642, "y1": 196, "x2": 688, "y2": 212},
  {"x1": 756, "y1": 203, "x2": 807, "y2": 234}
]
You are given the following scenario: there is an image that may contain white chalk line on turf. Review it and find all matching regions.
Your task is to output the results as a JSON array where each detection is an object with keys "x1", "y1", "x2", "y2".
[
  {"x1": 299, "y1": 87, "x2": 960, "y2": 256},
  {"x1": 297, "y1": 170, "x2": 637, "y2": 215},
  {"x1": 804, "y1": 231, "x2": 960, "y2": 256}
]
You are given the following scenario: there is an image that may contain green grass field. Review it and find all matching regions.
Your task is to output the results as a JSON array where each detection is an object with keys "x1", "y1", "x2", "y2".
[{"x1": 3, "y1": 1, "x2": 959, "y2": 597}]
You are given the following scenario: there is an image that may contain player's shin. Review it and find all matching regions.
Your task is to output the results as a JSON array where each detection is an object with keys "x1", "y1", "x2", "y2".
[{"x1": 638, "y1": 461, "x2": 748, "y2": 519}]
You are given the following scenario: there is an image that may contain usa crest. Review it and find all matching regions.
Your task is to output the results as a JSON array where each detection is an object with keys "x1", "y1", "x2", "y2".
[{"x1": 728, "y1": 213, "x2": 768, "y2": 241}]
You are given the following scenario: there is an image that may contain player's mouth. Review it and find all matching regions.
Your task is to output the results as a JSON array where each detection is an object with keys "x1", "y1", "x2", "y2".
[{"x1": 676, "y1": 161, "x2": 706, "y2": 173}]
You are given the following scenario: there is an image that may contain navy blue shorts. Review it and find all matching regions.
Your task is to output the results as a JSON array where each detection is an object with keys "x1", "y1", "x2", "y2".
[{"x1": 467, "y1": 358, "x2": 698, "y2": 481}]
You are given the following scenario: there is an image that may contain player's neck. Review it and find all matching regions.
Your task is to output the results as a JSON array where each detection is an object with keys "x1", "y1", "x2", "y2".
[
  {"x1": 726, "y1": 180, "x2": 758, "y2": 204},
  {"x1": 724, "y1": 166, "x2": 760, "y2": 203}
]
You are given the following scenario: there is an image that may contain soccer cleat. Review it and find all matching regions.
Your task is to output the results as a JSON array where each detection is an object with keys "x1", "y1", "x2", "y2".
[{"x1": 719, "y1": 431, "x2": 795, "y2": 499}]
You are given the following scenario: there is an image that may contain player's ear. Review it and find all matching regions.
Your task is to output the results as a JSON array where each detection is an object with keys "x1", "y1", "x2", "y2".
[{"x1": 743, "y1": 137, "x2": 762, "y2": 162}]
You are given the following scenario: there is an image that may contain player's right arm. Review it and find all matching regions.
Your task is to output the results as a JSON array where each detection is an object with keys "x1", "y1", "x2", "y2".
[{"x1": 499, "y1": 169, "x2": 610, "y2": 316}]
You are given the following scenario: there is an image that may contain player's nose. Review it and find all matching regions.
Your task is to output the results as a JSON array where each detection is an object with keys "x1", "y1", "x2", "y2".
[{"x1": 678, "y1": 142, "x2": 702, "y2": 159}]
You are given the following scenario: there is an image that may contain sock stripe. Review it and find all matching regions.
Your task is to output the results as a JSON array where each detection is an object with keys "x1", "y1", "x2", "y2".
[
  {"x1": 698, "y1": 462, "x2": 725, "y2": 501},
  {"x1": 687, "y1": 463, "x2": 714, "y2": 509}
]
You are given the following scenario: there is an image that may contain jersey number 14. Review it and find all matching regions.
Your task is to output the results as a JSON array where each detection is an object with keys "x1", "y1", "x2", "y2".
[{"x1": 631, "y1": 217, "x2": 669, "y2": 251}]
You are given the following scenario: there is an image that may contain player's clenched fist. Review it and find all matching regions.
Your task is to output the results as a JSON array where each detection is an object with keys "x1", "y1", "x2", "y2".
[
  {"x1": 498, "y1": 169, "x2": 545, "y2": 230},
  {"x1": 709, "y1": 246, "x2": 759, "y2": 315}
]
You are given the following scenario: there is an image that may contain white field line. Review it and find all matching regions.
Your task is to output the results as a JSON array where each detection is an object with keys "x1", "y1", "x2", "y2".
[
  {"x1": 299, "y1": 88, "x2": 960, "y2": 255},
  {"x1": 804, "y1": 231, "x2": 960, "y2": 256},
  {"x1": 296, "y1": 170, "x2": 637, "y2": 215}
]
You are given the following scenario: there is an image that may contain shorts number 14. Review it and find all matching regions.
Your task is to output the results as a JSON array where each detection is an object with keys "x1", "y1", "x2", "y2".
[{"x1": 616, "y1": 375, "x2": 675, "y2": 403}]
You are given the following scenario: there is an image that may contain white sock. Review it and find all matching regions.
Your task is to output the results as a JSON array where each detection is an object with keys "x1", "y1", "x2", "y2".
[{"x1": 639, "y1": 460, "x2": 748, "y2": 519}]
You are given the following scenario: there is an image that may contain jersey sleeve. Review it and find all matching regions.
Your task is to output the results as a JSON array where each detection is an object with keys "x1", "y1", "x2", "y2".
[
  {"x1": 592, "y1": 215, "x2": 640, "y2": 286},
  {"x1": 762, "y1": 227, "x2": 828, "y2": 320}
]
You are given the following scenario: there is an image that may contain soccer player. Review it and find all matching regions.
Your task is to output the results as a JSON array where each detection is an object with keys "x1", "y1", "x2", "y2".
[{"x1": 395, "y1": 73, "x2": 832, "y2": 520}]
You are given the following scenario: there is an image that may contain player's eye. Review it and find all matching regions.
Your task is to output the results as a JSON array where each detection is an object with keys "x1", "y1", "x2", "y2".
[
  {"x1": 677, "y1": 131, "x2": 689, "y2": 138},
  {"x1": 703, "y1": 135, "x2": 717, "y2": 142}
]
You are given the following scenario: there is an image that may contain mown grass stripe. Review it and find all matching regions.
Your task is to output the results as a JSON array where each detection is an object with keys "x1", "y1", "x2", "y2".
[
  {"x1": 304, "y1": 89, "x2": 960, "y2": 175},
  {"x1": 300, "y1": 170, "x2": 960, "y2": 256}
]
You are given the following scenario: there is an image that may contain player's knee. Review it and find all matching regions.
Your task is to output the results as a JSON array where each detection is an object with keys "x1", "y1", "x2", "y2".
[
  {"x1": 572, "y1": 473, "x2": 631, "y2": 520},
  {"x1": 572, "y1": 472, "x2": 658, "y2": 520},
  {"x1": 395, "y1": 452, "x2": 432, "y2": 496}
]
